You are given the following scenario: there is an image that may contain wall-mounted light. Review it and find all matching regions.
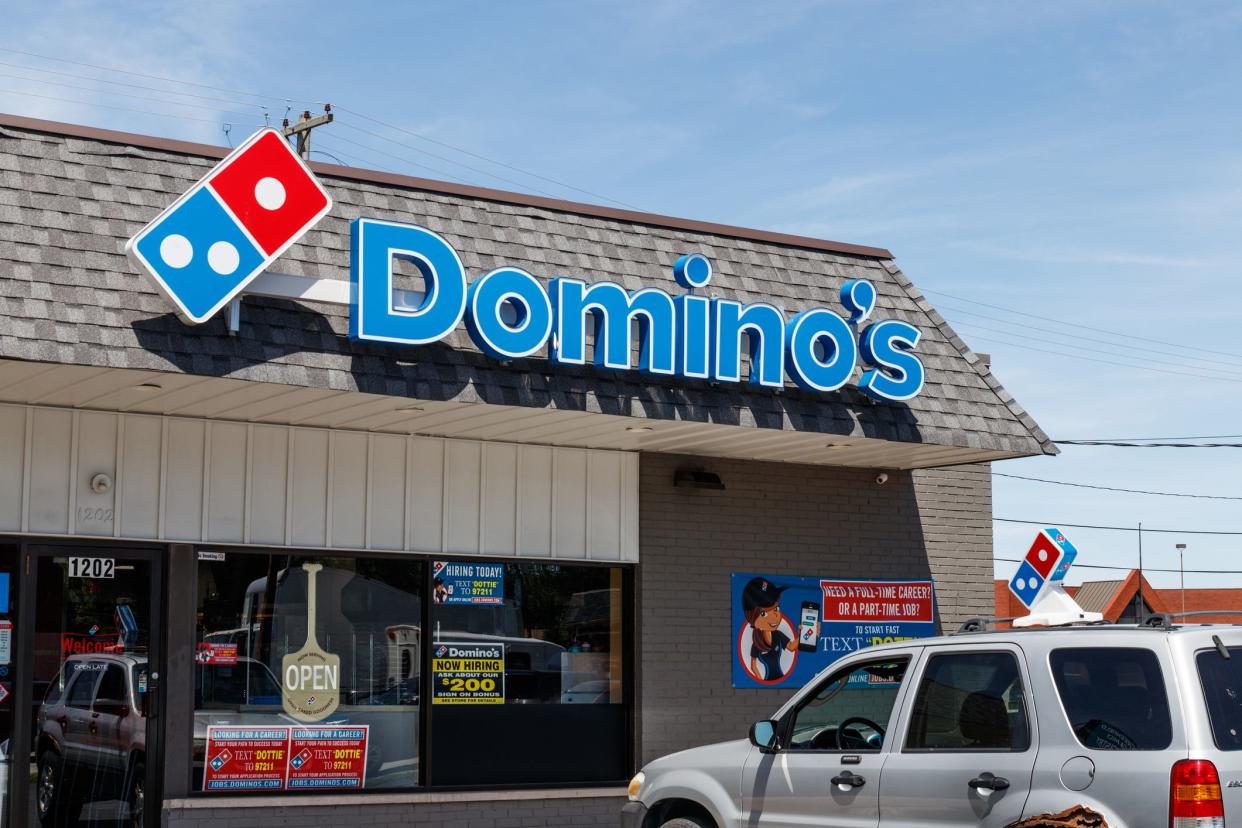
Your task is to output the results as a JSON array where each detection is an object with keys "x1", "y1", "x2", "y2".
[{"x1": 674, "y1": 469, "x2": 726, "y2": 490}]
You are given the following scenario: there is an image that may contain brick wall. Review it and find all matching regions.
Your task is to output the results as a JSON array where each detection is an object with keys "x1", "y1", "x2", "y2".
[{"x1": 637, "y1": 453, "x2": 993, "y2": 762}]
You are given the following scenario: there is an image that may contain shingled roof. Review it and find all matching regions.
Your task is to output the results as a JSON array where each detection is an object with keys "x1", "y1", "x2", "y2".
[{"x1": 0, "y1": 113, "x2": 1054, "y2": 458}]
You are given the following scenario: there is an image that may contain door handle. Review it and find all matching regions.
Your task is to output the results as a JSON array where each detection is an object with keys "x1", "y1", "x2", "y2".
[
  {"x1": 831, "y1": 771, "x2": 866, "y2": 789},
  {"x1": 969, "y1": 773, "x2": 1010, "y2": 791}
]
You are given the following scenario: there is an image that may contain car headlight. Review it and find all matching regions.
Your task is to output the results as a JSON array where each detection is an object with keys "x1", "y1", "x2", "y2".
[{"x1": 627, "y1": 771, "x2": 645, "y2": 801}]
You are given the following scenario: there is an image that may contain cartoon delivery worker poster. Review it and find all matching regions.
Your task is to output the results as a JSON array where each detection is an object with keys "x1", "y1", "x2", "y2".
[{"x1": 731, "y1": 572, "x2": 938, "y2": 689}]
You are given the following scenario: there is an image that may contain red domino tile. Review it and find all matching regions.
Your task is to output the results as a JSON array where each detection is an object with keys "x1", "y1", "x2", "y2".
[
  {"x1": 1024, "y1": 531, "x2": 1060, "y2": 578},
  {"x1": 208, "y1": 131, "x2": 330, "y2": 256}
]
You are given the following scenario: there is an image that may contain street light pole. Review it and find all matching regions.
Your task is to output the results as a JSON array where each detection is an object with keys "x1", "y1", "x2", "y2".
[{"x1": 1176, "y1": 543, "x2": 1188, "y2": 614}]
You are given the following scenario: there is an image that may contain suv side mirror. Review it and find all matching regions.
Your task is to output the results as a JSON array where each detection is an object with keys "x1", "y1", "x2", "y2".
[{"x1": 749, "y1": 720, "x2": 780, "y2": 752}]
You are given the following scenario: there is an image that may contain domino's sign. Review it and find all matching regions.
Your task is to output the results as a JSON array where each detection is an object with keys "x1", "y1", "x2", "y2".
[
  {"x1": 127, "y1": 128, "x2": 925, "y2": 402},
  {"x1": 1009, "y1": 528, "x2": 1078, "y2": 609}
]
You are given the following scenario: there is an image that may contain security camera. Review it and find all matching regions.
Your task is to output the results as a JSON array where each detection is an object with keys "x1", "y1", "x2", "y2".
[{"x1": 875, "y1": 472, "x2": 889, "y2": 485}]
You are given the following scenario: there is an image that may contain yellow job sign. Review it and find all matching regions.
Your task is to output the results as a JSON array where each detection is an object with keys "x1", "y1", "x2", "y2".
[{"x1": 432, "y1": 642, "x2": 505, "y2": 704}]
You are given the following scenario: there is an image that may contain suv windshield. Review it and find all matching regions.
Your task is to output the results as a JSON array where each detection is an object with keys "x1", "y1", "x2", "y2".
[
  {"x1": 195, "y1": 660, "x2": 282, "y2": 707},
  {"x1": 1197, "y1": 647, "x2": 1242, "y2": 750}
]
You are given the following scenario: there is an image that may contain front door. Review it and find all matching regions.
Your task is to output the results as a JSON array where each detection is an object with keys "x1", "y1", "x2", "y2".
[
  {"x1": 4, "y1": 546, "x2": 162, "y2": 828},
  {"x1": 740, "y1": 652, "x2": 918, "y2": 828},
  {"x1": 878, "y1": 644, "x2": 1037, "y2": 827}
]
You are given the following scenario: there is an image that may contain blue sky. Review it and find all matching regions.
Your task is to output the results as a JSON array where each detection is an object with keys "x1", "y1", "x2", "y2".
[{"x1": 5, "y1": 1, "x2": 1241, "y2": 589}]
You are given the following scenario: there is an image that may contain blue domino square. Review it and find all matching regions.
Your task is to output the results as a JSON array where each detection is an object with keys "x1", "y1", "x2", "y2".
[
  {"x1": 131, "y1": 188, "x2": 265, "y2": 323},
  {"x1": 1009, "y1": 561, "x2": 1045, "y2": 608}
]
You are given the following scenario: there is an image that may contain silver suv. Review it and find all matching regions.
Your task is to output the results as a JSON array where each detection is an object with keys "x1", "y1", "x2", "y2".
[{"x1": 624, "y1": 616, "x2": 1242, "y2": 827}]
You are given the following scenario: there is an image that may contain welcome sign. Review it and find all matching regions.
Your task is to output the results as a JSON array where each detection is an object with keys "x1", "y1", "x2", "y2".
[{"x1": 128, "y1": 128, "x2": 926, "y2": 402}]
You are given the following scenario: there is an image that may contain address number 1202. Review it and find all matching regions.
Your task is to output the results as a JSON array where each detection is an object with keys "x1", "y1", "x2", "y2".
[{"x1": 68, "y1": 557, "x2": 115, "y2": 579}]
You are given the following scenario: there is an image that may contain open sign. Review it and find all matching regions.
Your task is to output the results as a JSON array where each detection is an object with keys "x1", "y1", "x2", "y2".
[{"x1": 281, "y1": 564, "x2": 340, "y2": 721}]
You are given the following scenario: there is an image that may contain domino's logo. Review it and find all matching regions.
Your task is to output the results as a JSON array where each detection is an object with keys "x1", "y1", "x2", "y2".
[
  {"x1": 126, "y1": 128, "x2": 332, "y2": 324},
  {"x1": 1009, "y1": 527, "x2": 1076, "y2": 609}
]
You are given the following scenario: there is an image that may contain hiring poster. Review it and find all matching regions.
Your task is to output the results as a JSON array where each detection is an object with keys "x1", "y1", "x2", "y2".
[
  {"x1": 287, "y1": 726, "x2": 369, "y2": 789},
  {"x1": 432, "y1": 561, "x2": 504, "y2": 605},
  {"x1": 731, "y1": 573, "x2": 936, "y2": 689},
  {"x1": 203, "y1": 727, "x2": 290, "y2": 790},
  {"x1": 432, "y1": 642, "x2": 505, "y2": 704}
]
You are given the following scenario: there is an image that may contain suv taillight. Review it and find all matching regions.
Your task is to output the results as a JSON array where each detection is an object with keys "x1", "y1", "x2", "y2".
[{"x1": 1172, "y1": 759, "x2": 1225, "y2": 827}]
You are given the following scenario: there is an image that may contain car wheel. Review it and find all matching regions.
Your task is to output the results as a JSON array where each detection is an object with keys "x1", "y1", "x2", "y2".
[
  {"x1": 661, "y1": 818, "x2": 713, "y2": 828},
  {"x1": 36, "y1": 752, "x2": 73, "y2": 828}
]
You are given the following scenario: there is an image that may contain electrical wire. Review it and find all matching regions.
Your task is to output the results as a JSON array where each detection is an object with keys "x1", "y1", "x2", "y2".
[
  {"x1": 959, "y1": 332, "x2": 1242, "y2": 385},
  {"x1": 924, "y1": 287, "x2": 1242, "y2": 360},
  {"x1": 995, "y1": 517, "x2": 1242, "y2": 535},
  {"x1": 943, "y1": 314, "x2": 1242, "y2": 375},
  {"x1": 1054, "y1": 440, "x2": 1242, "y2": 448},
  {"x1": 0, "y1": 86, "x2": 227, "y2": 126},
  {"x1": 994, "y1": 557, "x2": 1242, "y2": 575},
  {"x1": 993, "y1": 472, "x2": 1242, "y2": 500},
  {"x1": 0, "y1": 69, "x2": 264, "y2": 122},
  {"x1": 1055, "y1": 434, "x2": 1242, "y2": 442}
]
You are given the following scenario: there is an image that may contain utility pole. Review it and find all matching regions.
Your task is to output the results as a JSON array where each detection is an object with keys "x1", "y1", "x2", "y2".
[
  {"x1": 1137, "y1": 522, "x2": 1145, "y2": 624},
  {"x1": 1177, "y1": 543, "x2": 1188, "y2": 614},
  {"x1": 282, "y1": 104, "x2": 334, "y2": 161}
]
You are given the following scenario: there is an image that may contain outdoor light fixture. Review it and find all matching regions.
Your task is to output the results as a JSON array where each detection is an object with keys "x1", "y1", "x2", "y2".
[{"x1": 673, "y1": 469, "x2": 726, "y2": 490}]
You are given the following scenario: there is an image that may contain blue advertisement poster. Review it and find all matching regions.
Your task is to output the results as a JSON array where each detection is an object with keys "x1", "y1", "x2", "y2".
[
  {"x1": 731, "y1": 572, "x2": 938, "y2": 689},
  {"x1": 432, "y1": 561, "x2": 505, "y2": 605}
]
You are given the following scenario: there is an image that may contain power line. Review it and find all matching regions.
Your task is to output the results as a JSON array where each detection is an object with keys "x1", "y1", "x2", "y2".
[
  {"x1": 960, "y1": 332, "x2": 1242, "y2": 385},
  {"x1": 334, "y1": 106, "x2": 643, "y2": 210},
  {"x1": 944, "y1": 315, "x2": 1242, "y2": 375},
  {"x1": 925, "y1": 287, "x2": 1242, "y2": 360},
  {"x1": 0, "y1": 46, "x2": 317, "y2": 106},
  {"x1": 994, "y1": 472, "x2": 1242, "y2": 500},
  {"x1": 994, "y1": 557, "x2": 1242, "y2": 575},
  {"x1": 1055, "y1": 434, "x2": 1242, "y2": 442},
  {"x1": 1055, "y1": 440, "x2": 1242, "y2": 448},
  {"x1": 0, "y1": 86, "x2": 232, "y2": 126},
  {"x1": 996, "y1": 517, "x2": 1242, "y2": 535}
]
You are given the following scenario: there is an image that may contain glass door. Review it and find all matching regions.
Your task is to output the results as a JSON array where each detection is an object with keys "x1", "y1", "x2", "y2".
[{"x1": 11, "y1": 547, "x2": 161, "y2": 828}]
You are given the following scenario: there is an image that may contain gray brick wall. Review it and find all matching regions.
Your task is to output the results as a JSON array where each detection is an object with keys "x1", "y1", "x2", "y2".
[{"x1": 637, "y1": 453, "x2": 993, "y2": 762}]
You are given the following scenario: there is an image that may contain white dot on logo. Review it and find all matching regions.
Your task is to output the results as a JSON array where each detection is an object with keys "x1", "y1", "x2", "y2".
[
  {"x1": 159, "y1": 234, "x2": 193, "y2": 268},
  {"x1": 254, "y1": 177, "x2": 286, "y2": 210},
  {"x1": 1016, "y1": 578, "x2": 1027, "y2": 590},
  {"x1": 207, "y1": 241, "x2": 240, "y2": 276},
  {"x1": 1038, "y1": 550, "x2": 1048, "y2": 562}
]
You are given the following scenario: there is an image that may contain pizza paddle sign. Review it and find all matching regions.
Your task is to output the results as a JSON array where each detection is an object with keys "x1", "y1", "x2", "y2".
[{"x1": 282, "y1": 563, "x2": 340, "y2": 721}]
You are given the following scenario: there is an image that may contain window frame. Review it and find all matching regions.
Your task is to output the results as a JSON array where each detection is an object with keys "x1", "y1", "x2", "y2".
[
  {"x1": 900, "y1": 647, "x2": 1033, "y2": 755},
  {"x1": 184, "y1": 545, "x2": 635, "y2": 796},
  {"x1": 1047, "y1": 645, "x2": 1174, "y2": 752},
  {"x1": 778, "y1": 653, "x2": 915, "y2": 755}
]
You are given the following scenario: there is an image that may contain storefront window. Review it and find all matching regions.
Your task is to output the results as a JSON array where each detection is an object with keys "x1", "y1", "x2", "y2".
[
  {"x1": 429, "y1": 562, "x2": 628, "y2": 786},
  {"x1": 194, "y1": 553, "x2": 422, "y2": 791}
]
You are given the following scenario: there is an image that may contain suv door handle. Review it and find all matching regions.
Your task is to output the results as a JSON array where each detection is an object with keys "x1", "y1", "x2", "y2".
[
  {"x1": 969, "y1": 773, "x2": 1010, "y2": 791},
  {"x1": 831, "y1": 771, "x2": 866, "y2": 788}
]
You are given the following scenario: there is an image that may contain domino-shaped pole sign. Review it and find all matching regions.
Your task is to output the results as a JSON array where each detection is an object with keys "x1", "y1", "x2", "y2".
[
  {"x1": 126, "y1": 128, "x2": 332, "y2": 324},
  {"x1": 1009, "y1": 528, "x2": 1103, "y2": 627}
]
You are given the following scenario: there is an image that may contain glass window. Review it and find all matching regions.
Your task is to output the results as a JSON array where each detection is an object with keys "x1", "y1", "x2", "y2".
[
  {"x1": 905, "y1": 651, "x2": 1029, "y2": 751},
  {"x1": 95, "y1": 663, "x2": 128, "y2": 705},
  {"x1": 194, "y1": 553, "x2": 423, "y2": 791},
  {"x1": 1050, "y1": 647, "x2": 1172, "y2": 751},
  {"x1": 65, "y1": 663, "x2": 100, "y2": 709},
  {"x1": 429, "y1": 562, "x2": 628, "y2": 786},
  {"x1": 786, "y1": 658, "x2": 909, "y2": 752},
  {"x1": 1196, "y1": 647, "x2": 1242, "y2": 751}
]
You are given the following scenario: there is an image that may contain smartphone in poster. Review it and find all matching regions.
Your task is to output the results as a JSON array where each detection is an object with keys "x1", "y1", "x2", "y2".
[
  {"x1": 731, "y1": 572, "x2": 937, "y2": 689},
  {"x1": 431, "y1": 561, "x2": 504, "y2": 605}
]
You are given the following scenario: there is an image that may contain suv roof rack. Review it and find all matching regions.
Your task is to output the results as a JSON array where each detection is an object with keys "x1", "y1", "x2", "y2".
[
  {"x1": 953, "y1": 617, "x2": 1018, "y2": 634},
  {"x1": 1144, "y1": 611, "x2": 1242, "y2": 630},
  {"x1": 953, "y1": 616, "x2": 1122, "y2": 635}
]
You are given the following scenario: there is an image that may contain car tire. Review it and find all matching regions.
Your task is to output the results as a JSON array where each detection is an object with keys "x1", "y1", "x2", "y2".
[
  {"x1": 35, "y1": 751, "x2": 77, "y2": 828},
  {"x1": 660, "y1": 818, "x2": 714, "y2": 828},
  {"x1": 127, "y1": 760, "x2": 146, "y2": 828}
]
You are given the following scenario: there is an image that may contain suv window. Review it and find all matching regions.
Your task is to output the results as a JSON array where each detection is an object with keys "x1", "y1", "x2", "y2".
[
  {"x1": 786, "y1": 658, "x2": 909, "y2": 752},
  {"x1": 1196, "y1": 647, "x2": 1242, "y2": 751},
  {"x1": 65, "y1": 663, "x2": 101, "y2": 709},
  {"x1": 95, "y1": 664, "x2": 128, "y2": 706},
  {"x1": 905, "y1": 651, "x2": 1030, "y2": 751},
  {"x1": 1050, "y1": 647, "x2": 1172, "y2": 750}
]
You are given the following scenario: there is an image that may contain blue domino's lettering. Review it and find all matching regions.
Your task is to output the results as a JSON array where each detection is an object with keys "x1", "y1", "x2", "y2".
[
  {"x1": 712, "y1": 299, "x2": 785, "y2": 387},
  {"x1": 858, "y1": 319, "x2": 925, "y2": 401},
  {"x1": 840, "y1": 279, "x2": 877, "y2": 323},
  {"x1": 673, "y1": 252, "x2": 712, "y2": 290},
  {"x1": 674, "y1": 294, "x2": 710, "y2": 378},
  {"x1": 465, "y1": 267, "x2": 552, "y2": 360},
  {"x1": 349, "y1": 218, "x2": 467, "y2": 345},
  {"x1": 550, "y1": 279, "x2": 675, "y2": 375},
  {"x1": 784, "y1": 308, "x2": 857, "y2": 392}
]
